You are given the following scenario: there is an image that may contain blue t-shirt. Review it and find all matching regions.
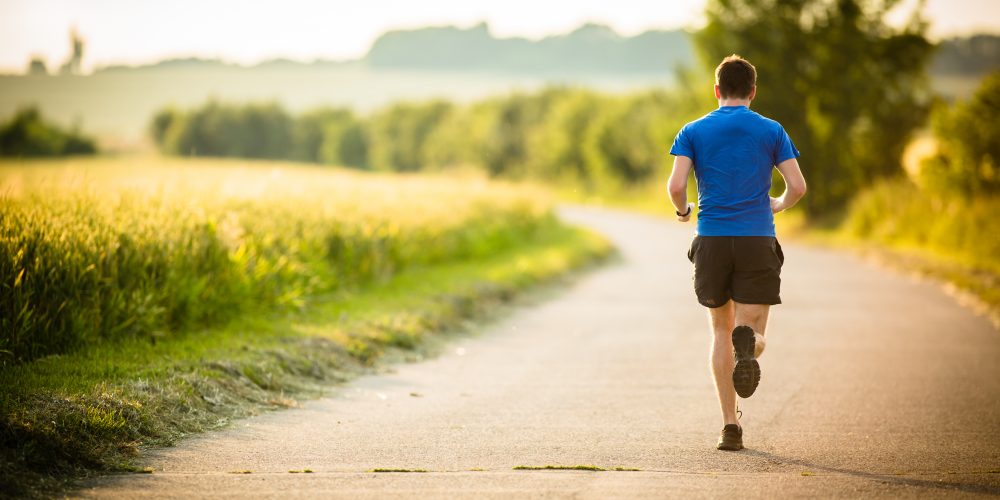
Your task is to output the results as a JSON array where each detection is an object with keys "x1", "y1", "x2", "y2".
[{"x1": 670, "y1": 106, "x2": 800, "y2": 237}]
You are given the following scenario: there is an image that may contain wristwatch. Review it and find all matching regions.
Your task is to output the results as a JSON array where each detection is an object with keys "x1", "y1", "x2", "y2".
[{"x1": 676, "y1": 205, "x2": 692, "y2": 217}]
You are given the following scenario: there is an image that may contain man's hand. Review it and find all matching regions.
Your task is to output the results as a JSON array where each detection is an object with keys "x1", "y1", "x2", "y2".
[
  {"x1": 677, "y1": 202, "x2": 694, "y2": 222},
  {"x1": 770, "y1": 196, "x2": 783, "y2": 214}
]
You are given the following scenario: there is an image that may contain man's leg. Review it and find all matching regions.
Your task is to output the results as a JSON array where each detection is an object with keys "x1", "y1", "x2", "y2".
[
  {"x1": 708, "y1": 300, "x2": 738, "y2": 426},
  {"x1": 734, "y1": 302, "x2": 769, "y2": 358},
  {"x1": 730, "y1": 302, "x2": 770, "y2": 399}
]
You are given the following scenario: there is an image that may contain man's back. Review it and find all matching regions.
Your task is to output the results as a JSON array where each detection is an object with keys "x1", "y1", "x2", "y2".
[{"x1": 670, "y1": 105, "x2": 798, "y2": 237}]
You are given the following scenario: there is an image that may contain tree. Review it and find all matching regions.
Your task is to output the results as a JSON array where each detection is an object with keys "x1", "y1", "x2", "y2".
[
  {"x1": 0, "y1": 107, "x2": 97, "y2": 156},
  {"x1": 367, "y1": 101, "x2": 453, "y2": 172},
  {"x1": 526, "y1": 89, "x2": 608, "y2": 186},
  {"x1": 920, "y1": 71, "x2": 1000, "y2": 195},
  {"x1": 696, "y1": 0, "x2": 934, "y2": 214},
  {"x1": 154, "y1": 101, "x2": 292, "y2": 159},
  {"x1": 291, "y1": 107, "x2": 354, "y2": 163},
  {"x1": 26, "y1": 57, "x2": 47, "y2": 76}
]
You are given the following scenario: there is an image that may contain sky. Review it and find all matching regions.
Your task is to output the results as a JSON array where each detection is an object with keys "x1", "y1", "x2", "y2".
[{"x1": 2, "y1": 0, "x2": 998, "y2": 73}]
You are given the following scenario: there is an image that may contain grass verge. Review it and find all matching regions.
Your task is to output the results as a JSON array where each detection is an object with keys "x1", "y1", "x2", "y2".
[
  {"x1": 0, "y1": 222, "x2": 612, "y2": 498},
  {"x1": 814, "y1": 179, "x2": 999, "y2": 325}
]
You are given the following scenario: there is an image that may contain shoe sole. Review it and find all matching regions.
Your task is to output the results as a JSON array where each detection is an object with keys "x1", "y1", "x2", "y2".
[
  {"x1": 732, "y1": 326, "x2": 760, "y2": 398},
  {"x1": 717, "y1": 442, "x2": 744, "y2": 451}
]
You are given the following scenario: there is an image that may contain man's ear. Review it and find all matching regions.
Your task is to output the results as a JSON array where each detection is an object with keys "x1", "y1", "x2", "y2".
[
  {"x1": 714, "y1": 85, "x2": 721, "y2": 99},
  {"x1": 748, "y1": 86, "x2": 757, "y2": 101}
]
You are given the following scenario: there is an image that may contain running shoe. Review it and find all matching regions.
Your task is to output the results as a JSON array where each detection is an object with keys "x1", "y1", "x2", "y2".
[
  {"x1": 732, "y1": 325, "x2": 761, "y2": 398},
  {"x1": 717, "y1": 424, "x2": 743, "y2": 451}
]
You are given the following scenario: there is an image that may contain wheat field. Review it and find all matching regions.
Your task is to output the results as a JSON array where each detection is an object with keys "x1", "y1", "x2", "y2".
[{"x1": 0, "y1": 156, "x2": 554, "y2": 364}]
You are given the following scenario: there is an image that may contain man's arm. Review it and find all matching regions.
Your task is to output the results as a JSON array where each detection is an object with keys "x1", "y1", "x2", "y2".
[
  {"x1": 771, "y1": 158, "x2": 807, "y2": 213},
  {"x1": 668, "y1": 155, "x2": 695, "y2": 222}
]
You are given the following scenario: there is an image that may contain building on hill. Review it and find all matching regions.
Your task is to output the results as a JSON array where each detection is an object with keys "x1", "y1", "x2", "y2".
[
  {"x1": 59, "y1": 29, "x2": 84, "y2": 75},
  {"x1": 26, "y1": 57, "x2": 48, "y2": 76}
]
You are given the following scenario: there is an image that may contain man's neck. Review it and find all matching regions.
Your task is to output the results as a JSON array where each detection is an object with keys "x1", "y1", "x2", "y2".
[{"x1": 718, "y1": 99, "x2": 751, "y2": 107}]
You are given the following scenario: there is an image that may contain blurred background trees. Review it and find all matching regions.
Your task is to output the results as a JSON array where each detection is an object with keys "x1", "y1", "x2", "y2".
[
  {"x1": 920, "y1": 71, "x2": 1000, "y2": 195},
  {"x1": 151, "y1": 102, "x2": 291, "y2": 159},
  {"x1": 696, "y1": 0, "x2": 934, "y2": 214},
  {"x1": 136, "y1": 0, "x2": 993, "y2": 233},
  {"x1": 148, "y1": 88, "x2": 700, "y2": 193},
  {"x1": 0, "y1": 107, "x2": 96, "y2": 156}
]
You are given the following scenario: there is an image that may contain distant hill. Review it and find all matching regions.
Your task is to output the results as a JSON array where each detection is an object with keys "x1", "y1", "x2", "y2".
[
  {"x1": 365, "y1": 22, "x2": 695, "y2": 74},
  {"x1": 88, "y1": 26, "x2": 998, "y2": 80},
  {"x1": 96, "y1": 57, "x2": 354, "y2": 73},
  {"x1": 363, "y1": 25, "x2": 1000, "y2": 78},
  {"x1": 931, "y1": 34, "x2": 1000, "y2": 76},
  {"x1": 91, "y1": 23, "x2": 695, "y2": 76}
]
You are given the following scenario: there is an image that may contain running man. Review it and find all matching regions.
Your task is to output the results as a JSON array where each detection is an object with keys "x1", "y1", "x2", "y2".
[{"x1": 666, "y1": 55, "x2": 807, "y2": 451}]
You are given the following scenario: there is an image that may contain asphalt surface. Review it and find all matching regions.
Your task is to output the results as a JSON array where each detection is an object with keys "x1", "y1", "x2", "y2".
[{"x1": 77, "y1": 205, "x2": 1000, "y2": 499}]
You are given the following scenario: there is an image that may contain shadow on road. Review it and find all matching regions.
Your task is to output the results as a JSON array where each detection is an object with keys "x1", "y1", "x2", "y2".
[{"x1": 742, "y1": 449, "x2": 1000, "y2": 495}]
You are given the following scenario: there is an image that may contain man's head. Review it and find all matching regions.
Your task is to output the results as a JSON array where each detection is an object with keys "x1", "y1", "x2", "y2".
[{"x1": 714, "y1": 55, "x2": 757, "y2": 101}]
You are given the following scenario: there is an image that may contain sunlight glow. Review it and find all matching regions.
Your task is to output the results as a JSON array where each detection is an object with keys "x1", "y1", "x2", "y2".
[{"x1": 0, "y1": 0, "x2": 997, "y2": 73}]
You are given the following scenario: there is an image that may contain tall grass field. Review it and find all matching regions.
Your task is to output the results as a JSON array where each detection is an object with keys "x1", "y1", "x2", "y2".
[
  {"x1": 0, "y1": 156, "x2": 557, "y2": 364},
  {"x1": 1, "y1": 156, "x2": 611, "y2": 496}
]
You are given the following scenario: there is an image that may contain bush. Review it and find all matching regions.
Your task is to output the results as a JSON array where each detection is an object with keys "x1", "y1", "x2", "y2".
[
  {"x1": 156, "y1": 101, "x2": 292, "y2": 158},
  {"x1": 920, "y1": 71, "x2": 1000, "y2": 195},
  {"x1": 843, "y1": 178, "x2": 1000, "y2": 274},
  {"x1": 366, "y1": 101, "x2": 453, "y2": 172},
  {"x1": 291, "y1": 107, "x2": 368, "y2": 167},
  {"x1": 149, "y1": 87, "x2": 708, "y2": 190},
  {"x1": 0, "y1": 107, "x2": 97, "y2": 157}
]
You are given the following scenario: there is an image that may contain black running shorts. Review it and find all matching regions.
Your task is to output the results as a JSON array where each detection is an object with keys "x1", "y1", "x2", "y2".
[{"x1": 686, "y1": 236, "x2": 784, "y2": 308}]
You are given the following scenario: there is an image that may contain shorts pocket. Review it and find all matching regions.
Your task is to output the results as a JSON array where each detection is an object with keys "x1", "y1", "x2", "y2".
[
  {"x1": 687, "y1": 236, "x2": 699, "y2": 263},
  {"x1": 773, "y1": 239, "x2": 785, "y2": 265}
]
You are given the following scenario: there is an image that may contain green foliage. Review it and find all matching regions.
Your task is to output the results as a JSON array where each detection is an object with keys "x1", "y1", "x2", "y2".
[
  {"x1": 149, "y1": 87, "x2": 705, "y2": 192},
  {"x1": 695, "y1": 0, "x2": 934, "y2": 213},
  {"x1": 0, "y1": 158, "x2": 553, "y2": 365},
  {"x1": 844, "y1": 178, "x2": 1000, "y2": 275},
  {"x1": 155, "y1": 101, "x2": 292, "y2": 158},
  {"x1": 596, "y1": 88, "x2": 709, "y2": 186},
  {"x1": 292, "y1": 107, "x2": 368, "y2": 168},
  {"x1": 367, "y1": 101, "x2": 453, "y2": 171},
  {"x1": 920, "y1": 72, "x2": 1000, "y2": 195},
  {"x1": 0, "y1": 209, "x2": 610, "y2": 498},
  {"x1": 475, "y1": 89, "x2": 568, "y2": 178},
  {"x1": 0, "y1": 107, "x2": 97, "y2": 157},
  {"x1": 527, "y1": 89, "x2": 608, "y2": 185}
]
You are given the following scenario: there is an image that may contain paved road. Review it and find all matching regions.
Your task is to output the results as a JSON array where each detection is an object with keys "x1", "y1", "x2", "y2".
[{"x1": 78, "y1": 206, "x2": 1000, "y2": 499}]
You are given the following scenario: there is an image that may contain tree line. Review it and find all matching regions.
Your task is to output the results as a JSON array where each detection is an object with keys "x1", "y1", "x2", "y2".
[
  {"x1": 0, "y1": 107, "x2": 97, "y2": 157},
  {"x1": 147, "y1": 0, "x2": 995, "y2": 215},
  {"x1": 150, "y1": 86, "x2": 712, "y2": 193}
]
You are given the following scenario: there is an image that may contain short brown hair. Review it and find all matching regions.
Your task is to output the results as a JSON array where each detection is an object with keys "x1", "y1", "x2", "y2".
[{"x1": 715, "y1": 55, "x2": 756, "y2": 99}]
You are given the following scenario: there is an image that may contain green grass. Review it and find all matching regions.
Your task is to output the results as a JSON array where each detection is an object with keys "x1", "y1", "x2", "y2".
[
  {"x1": 0, "y1": 155, "x2": 612, "y2": 497},
  {"x1": 1, "y1": 156, "x2": 556, "y2": 364},
  {"x1": 513, "y1": 465, "x2": 606, "y2": 471},
  {"x1": 368, "y1": 468, "x2": 429, "y2": 473},
  {"x1": 0, "y1": 218, "x2": 610, "y2": 498}
]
